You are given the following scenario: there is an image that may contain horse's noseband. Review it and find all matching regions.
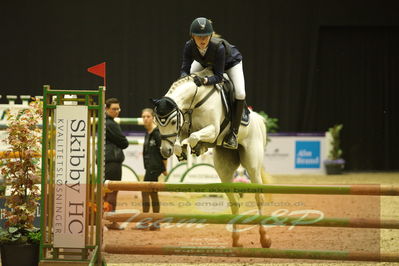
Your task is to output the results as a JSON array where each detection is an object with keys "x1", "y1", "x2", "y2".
[{"x1": 154, "y1": 97, "x2": 184, "y2": 145}]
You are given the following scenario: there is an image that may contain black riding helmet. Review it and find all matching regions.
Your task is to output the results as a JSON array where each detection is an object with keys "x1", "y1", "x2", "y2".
[{"x1": 189, "y1": 17, "x2": 213, "y2": 36}]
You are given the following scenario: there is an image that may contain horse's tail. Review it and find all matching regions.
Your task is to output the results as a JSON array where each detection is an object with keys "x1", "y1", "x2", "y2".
[
  {"x1": 250, "y1": 110, "x2": 268, "y2": 150},
  {"x1": 256, "y1": 112, "x2": 273, "y2": 201},
  {"x1": 261, "y1": 166, "x2": 272, "y2": 184},
  {"x1": 250, "y1": 111, "x2": 271, "y2": 184},
  {"x1": 243, "y1": 111, "x2": 273, "y2": 202}
]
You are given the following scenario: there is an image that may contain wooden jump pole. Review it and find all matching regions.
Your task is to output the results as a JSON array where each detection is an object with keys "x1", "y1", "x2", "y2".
[
  {"x1": 104, "y1": 181, "x2": 399, "y2": 196},
  {"x1": 103, "y1": 245, "x2": 399, "y2": 262},
  {"x1": 0, "y1": 150, "x2": 53, "y2": 159},
  {"x1": 104, "y1": 212, "x2": 399, "y2": 229}
]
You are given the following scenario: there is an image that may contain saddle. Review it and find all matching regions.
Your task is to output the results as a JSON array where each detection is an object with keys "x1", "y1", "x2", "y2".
[{"x1": 217, "y1": 75, "x2": 250, "y2": 128}]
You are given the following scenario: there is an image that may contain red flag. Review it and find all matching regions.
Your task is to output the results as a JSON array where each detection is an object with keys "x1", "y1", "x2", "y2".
[
  {"x1": 87, "y1": 62, "x2": 106, "y2": 87},
  {"x1": 87, "y1": 62, "x2": 105, "y2": 77}
]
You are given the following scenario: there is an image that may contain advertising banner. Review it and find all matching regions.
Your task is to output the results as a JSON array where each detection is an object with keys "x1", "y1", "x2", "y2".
[
  {"x1": 124, "y1": 132, "x2": 328, "y2": 178},
  {"x1": 53, "y1": 106, "x2": 88, "y2": 248},
  {"x1": 264, "y1": 134, "x2": 327, "y2": 174}
]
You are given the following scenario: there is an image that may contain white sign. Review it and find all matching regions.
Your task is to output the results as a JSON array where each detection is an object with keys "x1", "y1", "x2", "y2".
[
  {"x1": 123, "y1": 133, "x2": 328, "y2": 178},
  {"x1": 54, "y1": 106, "x2": 88, "y2": 248},
  {"x1": 264, "y1": 135, "x2": 327, "y2": 174}
]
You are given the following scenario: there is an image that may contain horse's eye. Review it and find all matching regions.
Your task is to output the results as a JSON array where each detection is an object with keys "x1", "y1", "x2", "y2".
[{"x1": 171, "y1": 120, "x2": 176, "y2": 126}]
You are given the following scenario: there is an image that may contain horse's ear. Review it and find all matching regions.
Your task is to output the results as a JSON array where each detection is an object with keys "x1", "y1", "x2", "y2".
[{"x1": 149, "y1": 98, "x2": 159, "y2": 106}]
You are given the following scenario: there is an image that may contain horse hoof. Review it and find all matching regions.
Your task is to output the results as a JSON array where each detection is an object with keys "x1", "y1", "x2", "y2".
[
  {"x1": 261, "y1": 235, "x2": 272, "y2": 248},
  {"x1": 174, "y1": 144, "x2": 182, "y2": 155},
  {"x1": 188, "y1": 136, "x2": 199, "y2": 148},
  {"x1": 233, "y1": 242, "x2": 243, "y2": 248}
]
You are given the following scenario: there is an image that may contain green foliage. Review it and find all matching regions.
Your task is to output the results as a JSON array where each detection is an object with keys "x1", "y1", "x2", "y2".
[
  {"x1": 0, "y1": 99, "x2": 42, "y2": 244},
  {"x1": 27, "y1": 228, "x2": 41, "y2": 244},
  {"x1": 0, "y1": 184, "x2": 5, "y2": 196},
  {"x1": 258, "y1": 111, "x2": 279, "y2": 144},
  {"x1": 327, "y1": 124, "x2": 343, "y2": 160},
  {"x1": 0, "y1": 227, "x2": 40, "y2": 244}
]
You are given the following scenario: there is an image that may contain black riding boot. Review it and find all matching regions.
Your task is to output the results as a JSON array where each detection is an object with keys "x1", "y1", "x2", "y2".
[{"x1": 223, "y1": 100, "x2": 244, "y2": 149}]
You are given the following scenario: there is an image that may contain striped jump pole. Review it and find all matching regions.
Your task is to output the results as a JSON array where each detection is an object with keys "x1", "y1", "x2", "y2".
[
  {"x1": 128, "y1": 139, "x2": 144, "y2": 145},
  {"x1": 114, "y1": 117, "x2": 144, "y2": 125},
  {"x1": 0, "y1": 117, "x2": 143, "y2": 129},
  {"x1": 0, "y1": 150, "x2": 54, "y2": 159},
  {"x1": 103, "y1": 245, "x2": 399, "y2": 262},
  {"x1": 104, "y1": 212, "x2": 399, "y2": 229},
  {"x1": 104, "y1": 181, "x2": 399, "y2": 196}
]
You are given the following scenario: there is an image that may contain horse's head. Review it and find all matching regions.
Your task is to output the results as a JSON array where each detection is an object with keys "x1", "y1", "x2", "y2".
[{"x1": 151, "y1": 97, "x2": 184, "y2": 158}]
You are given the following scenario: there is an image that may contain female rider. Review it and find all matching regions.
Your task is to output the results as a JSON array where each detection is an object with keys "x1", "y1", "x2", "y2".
[{"x1": 180, "y1": 17, "x2": 245, "y2": 150}]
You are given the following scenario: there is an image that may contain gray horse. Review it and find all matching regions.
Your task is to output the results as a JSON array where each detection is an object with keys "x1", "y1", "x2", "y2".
[{"x1": 152, "y1": 68, "x2": 271, "y2": 248}]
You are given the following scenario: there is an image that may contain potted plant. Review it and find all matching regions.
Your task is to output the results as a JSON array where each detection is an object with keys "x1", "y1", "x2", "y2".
[
  {"x1": 258, "y1": 110, "x2": 279, "y2": 144},
  {"x1": 0, "y1": 98, "x2": 42, "y2": 266},
  {"x1": 324, "y1": 124, "x2": 345, "y2": 175}
]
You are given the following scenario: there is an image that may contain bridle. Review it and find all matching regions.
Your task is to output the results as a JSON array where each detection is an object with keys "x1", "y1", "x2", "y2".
[
  {"x1": 154, "y1": 75, "x2": 217, "y2": 146},
  {"x1": 154, "y1": 97, "x2": 184, "y2": 146}
]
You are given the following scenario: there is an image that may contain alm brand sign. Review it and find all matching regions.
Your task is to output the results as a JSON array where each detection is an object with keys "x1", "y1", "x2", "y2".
[
  {"x1": 54, "y1": 106, "x2": 88, "y2": 248},
  {"x1": 295, "y1": 141, "x2": 320, "y2": 168}
]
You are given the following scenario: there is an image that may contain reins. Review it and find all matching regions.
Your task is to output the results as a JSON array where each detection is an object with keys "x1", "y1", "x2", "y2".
[
  {"x1": 156, "y1": 75, "x2": 217, "y2": 142},
  {"x1": 183, "y1": 75, "x2": 217, "y2": 136}
]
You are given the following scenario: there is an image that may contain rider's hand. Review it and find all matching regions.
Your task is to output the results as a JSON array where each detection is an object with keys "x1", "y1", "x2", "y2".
[{"x1": 193, "y1": 76, "x2": 206, "y2": 87}]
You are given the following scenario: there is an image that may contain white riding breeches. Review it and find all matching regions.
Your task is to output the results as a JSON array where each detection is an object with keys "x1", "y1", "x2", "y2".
[{"x1": 190, "y1": 61, "x2": 246, "y2": 100}]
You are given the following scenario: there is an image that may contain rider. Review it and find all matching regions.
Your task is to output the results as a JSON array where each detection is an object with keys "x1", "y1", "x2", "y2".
[{"x1": 180, "y1": 17, "x2": 245, "y2": 150}]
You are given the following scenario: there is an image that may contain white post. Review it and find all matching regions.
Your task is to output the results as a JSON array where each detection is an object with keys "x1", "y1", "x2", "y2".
[
  {"x1": 20, "y1": 95, "x2": 31, "y2": 106},
  {"x1": 6, "y1": 95, "x2": 17, "y2": 105}
]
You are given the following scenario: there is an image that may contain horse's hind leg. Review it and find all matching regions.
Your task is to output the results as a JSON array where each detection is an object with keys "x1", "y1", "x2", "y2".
[
  {"x1": 240, "y1": 148, "x2": 272, "y2": 248},
  {"x1": 225, "y1": 192, "x2": 242, "y2": 247},
  {"x1": 255, "y1": 190, "x2": 272, "y2": 248},
  {"x1": 213, "y1": 147, "x2": 242, "y2": 247}
]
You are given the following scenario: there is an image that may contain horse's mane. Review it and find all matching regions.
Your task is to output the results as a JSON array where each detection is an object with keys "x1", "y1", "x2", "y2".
[
  {"x1": 168, "y1": 68, "x2": 214, "y2": 94},
  {"x1": 168, "y1": 76, "x2": 191, "y2": 94}
]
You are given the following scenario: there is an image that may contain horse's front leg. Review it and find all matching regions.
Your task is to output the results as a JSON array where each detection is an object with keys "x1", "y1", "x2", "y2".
[
  {"x1": 174, "y1": 138, "x2": 188, "y2": 161},
  {"x1": 174, "y1": 137, "x2": 183, "y2": 156},
  {"x1": 187, "y1": 124, "x2": 217, "y2": 148}
]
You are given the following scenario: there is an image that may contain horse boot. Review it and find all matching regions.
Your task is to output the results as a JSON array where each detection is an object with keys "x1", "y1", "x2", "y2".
[{"x1": 223, "y1": 99, "x2": 244, "y2": 149}]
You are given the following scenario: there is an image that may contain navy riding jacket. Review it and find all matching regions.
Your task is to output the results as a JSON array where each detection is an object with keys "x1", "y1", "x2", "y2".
[
  {"x1": 105, "y1": 115, "x2": 129, "y2": 163},
  {"x1": 180, "y1": 38, "x2": 243, "y2": 85}
]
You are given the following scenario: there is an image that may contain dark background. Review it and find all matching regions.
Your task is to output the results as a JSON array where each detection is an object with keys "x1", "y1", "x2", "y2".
[{"x1": 1, "y1": 0, "x2": 398, "y2": 171}]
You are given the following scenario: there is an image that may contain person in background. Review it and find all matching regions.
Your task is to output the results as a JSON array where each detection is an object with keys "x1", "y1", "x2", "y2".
[
  {"x1": 139, "y1": 108, "x2": 167, "y2": 231},
  {"x1": 104, "y1": 98, "x2": 129, "y2": 230}
]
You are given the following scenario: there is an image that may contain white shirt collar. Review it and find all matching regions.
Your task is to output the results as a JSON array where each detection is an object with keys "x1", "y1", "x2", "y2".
[{"x1": 198, "y1": 47, "x2": 208, "y2": 56}]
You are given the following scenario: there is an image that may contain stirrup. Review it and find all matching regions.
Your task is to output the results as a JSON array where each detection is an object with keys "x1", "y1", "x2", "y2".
[{"x1": 223, "y1": 132, "x2": 238, "y2": 149}]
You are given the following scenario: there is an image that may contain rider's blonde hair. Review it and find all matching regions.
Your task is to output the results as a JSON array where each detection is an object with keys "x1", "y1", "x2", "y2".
[
  {"x1": 207, "y1": 19, "x2": 221, "y2": 38},
  {"x1": 212, "y1": 32, "x2": 222, "y2": 38}
]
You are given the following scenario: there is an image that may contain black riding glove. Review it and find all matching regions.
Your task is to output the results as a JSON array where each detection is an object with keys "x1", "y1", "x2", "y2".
[{"x1": 193, "y1": 76, "x2": 206, "y2": 87}]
